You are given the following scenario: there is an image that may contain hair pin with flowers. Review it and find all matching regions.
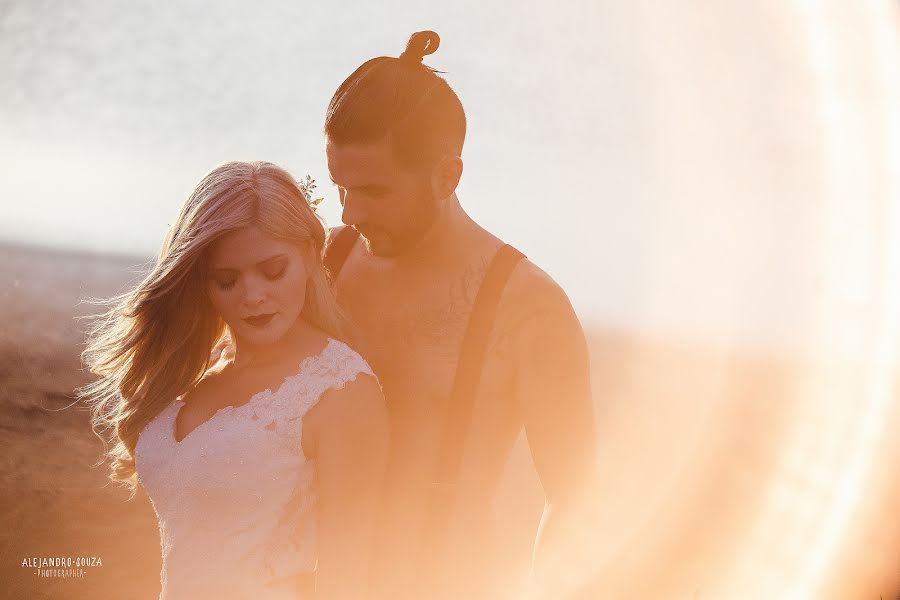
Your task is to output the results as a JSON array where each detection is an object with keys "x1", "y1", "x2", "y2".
[{"x1": 297, "y1": 175, "x2": 324, "y2": 211}]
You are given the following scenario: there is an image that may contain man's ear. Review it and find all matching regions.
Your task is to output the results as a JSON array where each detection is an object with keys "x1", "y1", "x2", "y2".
[{"x1": 431, "y1": 154, "x2": 463, "y2": 201}]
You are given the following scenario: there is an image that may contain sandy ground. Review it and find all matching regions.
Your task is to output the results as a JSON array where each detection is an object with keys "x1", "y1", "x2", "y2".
[
  {"x1": 1, "y1": 241, "x2": 898, "y2": 599},
  {"x1": 0, "y1": 242, "x2": 160, "y2": 599}
]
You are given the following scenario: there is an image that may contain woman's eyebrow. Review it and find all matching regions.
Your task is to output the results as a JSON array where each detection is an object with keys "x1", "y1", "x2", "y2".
[{"x1": 208, "y1": 253, "x2": 287, "y2": 273}]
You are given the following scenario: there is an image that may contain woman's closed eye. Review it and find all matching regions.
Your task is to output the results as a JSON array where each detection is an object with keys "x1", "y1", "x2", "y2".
[
  {"x1": 213, "y1": 277, "x2": 237, "y2": 291},
  {"x1": 209, "y1": 256, "x2": 287, "y2": 289},
  {"x1": 261, "y1": 261, "x2": 287, "y2": 281}
]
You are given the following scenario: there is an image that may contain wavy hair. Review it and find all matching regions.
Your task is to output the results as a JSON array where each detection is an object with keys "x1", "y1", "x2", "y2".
[{"x1": 79, "y1": 161, "x2": 345, "y2": 496}]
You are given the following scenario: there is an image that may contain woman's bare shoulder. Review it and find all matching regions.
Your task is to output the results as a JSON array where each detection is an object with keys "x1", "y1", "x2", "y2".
[
  {"x1": 318, "y1": 366, "x2": 384, "y2": 424},
  {"x1": 303, "y1": 343, "x2": 385, "y2": 442}
]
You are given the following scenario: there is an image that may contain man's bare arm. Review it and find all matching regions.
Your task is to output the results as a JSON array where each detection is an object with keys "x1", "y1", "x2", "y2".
[{"x1": 510, "y1": 268, "x2": 599, "y2": 576}]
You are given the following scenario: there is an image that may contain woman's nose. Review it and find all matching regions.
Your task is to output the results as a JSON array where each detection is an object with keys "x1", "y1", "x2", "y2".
[{"x1": 242, "y1": 278, "x2": 267, "y2": 307}]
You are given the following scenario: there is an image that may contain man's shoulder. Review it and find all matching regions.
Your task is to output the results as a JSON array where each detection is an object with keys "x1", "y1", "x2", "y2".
[
  {"x1": 323, "y1": 226, "x2": 360, "y2": 282},
  {"x1": 491, "y1": 251, "x2": 588, "y2": 368},
  {"x1": 323, "y1": 225, "x2": 356, "y2": 255},
  {"x1": 324, "y1": 224, "x2": 351, "y2": 242},
  {"x1": 469, "y1": 229, "x2": 565, "y2": 299},
  {"x1": 501, "y1": 250, "x2": 573, "y2": 317}
]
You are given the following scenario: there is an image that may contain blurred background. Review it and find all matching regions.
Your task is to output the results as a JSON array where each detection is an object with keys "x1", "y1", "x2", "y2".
[{"x1": 1, "y1": 0, "x2": 898, "y2": 598}]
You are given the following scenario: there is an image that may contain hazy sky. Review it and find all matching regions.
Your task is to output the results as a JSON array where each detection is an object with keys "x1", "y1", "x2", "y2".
[{"x1": 1, "y1": 0, "x2": 896, "y2": 361}]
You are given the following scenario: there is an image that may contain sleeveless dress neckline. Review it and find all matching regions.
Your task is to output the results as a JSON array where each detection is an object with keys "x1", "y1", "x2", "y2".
[
  {"x1": 134, "y1": 336, "x2": 377, "y2": 599},
  {"x1": 171, "y1": 337, "x2": 337, "y2": 446}
]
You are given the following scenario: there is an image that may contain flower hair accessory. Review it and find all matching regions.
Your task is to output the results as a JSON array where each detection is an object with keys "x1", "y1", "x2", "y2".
[{"x1": 297, "y1": 175, "x2": 324, "y2": 211}]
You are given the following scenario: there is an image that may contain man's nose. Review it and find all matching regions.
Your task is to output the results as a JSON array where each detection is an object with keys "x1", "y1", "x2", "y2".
[{"x1": 340, "y1": 191, "x2": 366, "y2": 226}]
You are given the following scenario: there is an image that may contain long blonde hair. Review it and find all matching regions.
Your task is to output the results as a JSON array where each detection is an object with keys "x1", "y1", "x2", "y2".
[{"x1": 80, "y1": 161, "x2": 345, "y2": 496}]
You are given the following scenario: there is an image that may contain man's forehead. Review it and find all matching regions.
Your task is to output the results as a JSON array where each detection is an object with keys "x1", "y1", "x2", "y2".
[{"x1": 326, "y1": 138, "x2": 401, "y2": 183}]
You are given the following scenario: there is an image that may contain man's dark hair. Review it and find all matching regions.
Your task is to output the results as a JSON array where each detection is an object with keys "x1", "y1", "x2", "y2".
[{"x1": 324, "y1": 31, "x2": 466, "y2": 170}]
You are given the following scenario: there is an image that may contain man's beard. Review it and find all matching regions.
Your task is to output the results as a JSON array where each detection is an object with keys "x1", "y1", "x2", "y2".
[{"x1": 357, "y1": 187, "x2": 440, "y2": 257}]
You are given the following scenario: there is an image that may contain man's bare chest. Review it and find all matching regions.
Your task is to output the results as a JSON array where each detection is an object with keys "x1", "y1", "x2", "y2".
[
  {"x1": 340, "y1": 285, "x2": 466, "y2": 396},
  {"x1": 336, "y1": 259, "x2": 486, "y2": 369},
  {"x1": 333, "y1": 257, "x2": 522, "y2": 484},
  {"x1": 339, "y1": 282, "x2": 520, "y2": 480}
]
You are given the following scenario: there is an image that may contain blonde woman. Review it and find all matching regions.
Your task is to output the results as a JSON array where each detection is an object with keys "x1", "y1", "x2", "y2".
[{"x1": 80, "y1": 161, "x2": 388, "y2": 599}]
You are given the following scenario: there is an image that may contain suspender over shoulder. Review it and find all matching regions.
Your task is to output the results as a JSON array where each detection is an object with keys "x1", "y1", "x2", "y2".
[
  {"x1": 434, "y1": 243, "x2": 525, "y2": 484},
  {"x1": 323, "y1": 228, "x2": 527, "y2": 596},
  {"x1": 418, "y1": 243, "x2": 525, "y2": 594},
  {"x1": 323, "y1": 225, "x2": 359, "y2": 285}
]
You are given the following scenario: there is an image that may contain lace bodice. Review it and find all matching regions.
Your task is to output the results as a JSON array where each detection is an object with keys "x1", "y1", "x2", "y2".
[{"x1": 134, "y1": 338, "x2": 375, "y2": 600}]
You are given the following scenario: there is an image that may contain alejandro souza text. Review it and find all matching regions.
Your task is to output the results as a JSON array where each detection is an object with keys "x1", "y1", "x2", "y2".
[{"x1": 22, "y1": 556, "x2": 103, "y2": 568}]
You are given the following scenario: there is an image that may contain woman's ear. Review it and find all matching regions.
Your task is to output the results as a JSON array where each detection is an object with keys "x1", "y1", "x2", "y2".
[{"x1": 431, "y1": 154, "x2": 463, "y2": 201}]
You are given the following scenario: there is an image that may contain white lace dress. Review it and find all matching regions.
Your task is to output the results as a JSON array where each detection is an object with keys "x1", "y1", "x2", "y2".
[{"x1": 134, "y1": 338, "x2": 375, "y2": 600}]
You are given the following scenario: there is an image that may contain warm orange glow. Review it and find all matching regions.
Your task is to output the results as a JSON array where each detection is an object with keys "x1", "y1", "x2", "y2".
[{"x1": 3, "y1": 3, "x2": 899, "y2": 599}]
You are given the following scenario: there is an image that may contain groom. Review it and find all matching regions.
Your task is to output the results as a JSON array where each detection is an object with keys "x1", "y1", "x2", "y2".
[{"x1": 322, "y1": 31, "x2": 598, "y2": 599}]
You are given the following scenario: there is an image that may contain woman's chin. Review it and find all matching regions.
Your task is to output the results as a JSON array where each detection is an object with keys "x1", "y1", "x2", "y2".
[{"x1": 231, "y1": 316, "x2": 290, "y2": 347}]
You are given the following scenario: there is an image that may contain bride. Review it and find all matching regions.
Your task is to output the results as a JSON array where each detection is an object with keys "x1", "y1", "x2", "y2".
[{"x1": 80, "y1": 161, "x2": 388, "y2": 599}]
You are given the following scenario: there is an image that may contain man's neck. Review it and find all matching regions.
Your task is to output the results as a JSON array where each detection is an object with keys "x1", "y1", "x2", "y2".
[{"x1": 391, "y1": 194, "x2": 481, "y2": 271}]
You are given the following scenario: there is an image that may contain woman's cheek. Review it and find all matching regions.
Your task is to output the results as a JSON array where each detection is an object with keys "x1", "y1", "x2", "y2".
[
  {"x1": 207, "y1": 286, "x2": 234, "y2": 321},
  {"x1": 281, "y1": 264, "x2": 309, "y2": 300}
]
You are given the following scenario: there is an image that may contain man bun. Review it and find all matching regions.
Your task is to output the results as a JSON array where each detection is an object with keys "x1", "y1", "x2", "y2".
[{"x1": 398, "y1": 31, "x2": 440, "y2": 64}]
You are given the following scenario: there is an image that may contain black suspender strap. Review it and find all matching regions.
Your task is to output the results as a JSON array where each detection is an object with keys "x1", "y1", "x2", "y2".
[
  {"x1": 435, "y1": 244, "x2": 525, "y2": 483},
  {"x1": 323, "y1": 225, "x2": 359, "y2": 284},
  {"x1": 323, "y1": 230, "x2": 527, "y2": 595},
  {"x1": 418, "y1": 243, "x2": 526, "y2": 594}
]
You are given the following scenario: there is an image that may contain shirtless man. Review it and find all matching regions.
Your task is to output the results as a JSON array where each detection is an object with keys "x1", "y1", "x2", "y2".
[{"x1": 322, "y1": 31, "x2": 598, "y2": 599}]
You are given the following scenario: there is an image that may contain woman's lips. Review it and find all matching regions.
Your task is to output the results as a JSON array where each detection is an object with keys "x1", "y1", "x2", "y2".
[{"x1": 243, "y1": 313, "x2": 275, "y2": 327}]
